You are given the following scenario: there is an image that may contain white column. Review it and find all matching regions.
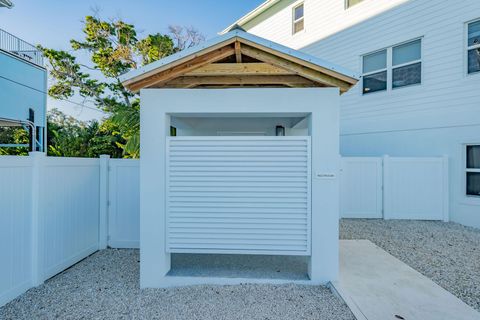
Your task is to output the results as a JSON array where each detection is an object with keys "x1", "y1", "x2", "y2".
[
  {"x1": 29, "y1": 151, "x2": 45, "y2": 286},
  {"x1": 308, "y1": 92, "x2": 340, "y2": 283},
  {"x1": 99, "y1": 155, "x2": 110, "y2": 249},
  {"x1": 140, "y1": 90, "x2": 171, "y2": 287}
]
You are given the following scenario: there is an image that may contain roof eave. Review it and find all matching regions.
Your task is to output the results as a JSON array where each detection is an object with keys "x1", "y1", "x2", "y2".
[
  {"x1": 121, "y1": 30, "x2": 359, "y2": 92},
  {"x1": 220, "y1": 0, "x2": 280, "y2": 35},
  {"x1": 0, "y1": 0, "x2": 14, "y2": 8}
]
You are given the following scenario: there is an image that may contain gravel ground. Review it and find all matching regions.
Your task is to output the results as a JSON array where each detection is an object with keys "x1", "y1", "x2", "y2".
[
  {"x1": 341, "y1": 219, "x2": 480, "y2": 312},
  {"x1": 0, "y1": 249, "x2": 354, "y2": 320}
]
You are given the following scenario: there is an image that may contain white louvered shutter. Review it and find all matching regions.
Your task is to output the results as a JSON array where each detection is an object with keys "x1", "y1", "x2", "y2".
[{"x1": 166, "y1": 137, "x2": 311, "y2": 255}]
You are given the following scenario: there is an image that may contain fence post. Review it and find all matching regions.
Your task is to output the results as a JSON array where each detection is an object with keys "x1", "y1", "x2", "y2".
[
  {"x1": 442, "y1": 155, "x2": 449, "y2": 222},
  {"x1": 29, "y1": 151, "x2": 45, "y2": 287},
  {"x1": 382, "y1": 155, "x2": 390, "y2": 220},
  {"x1": 99, "y1": 155, "x2": 110, "y2": 249}
]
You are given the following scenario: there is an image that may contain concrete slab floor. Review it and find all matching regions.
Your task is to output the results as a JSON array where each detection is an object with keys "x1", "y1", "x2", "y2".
[
  {"x1": 333, "y1": 240, "x2": 480, "y2": 320},
  {"x1": 168, "y1": 253, "x2": 309, "y2": 280}
]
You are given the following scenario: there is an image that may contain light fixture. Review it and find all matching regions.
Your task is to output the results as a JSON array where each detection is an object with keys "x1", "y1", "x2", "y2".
[{"x1": 276, "y1": 125, "x2": 285, "y2": 136}]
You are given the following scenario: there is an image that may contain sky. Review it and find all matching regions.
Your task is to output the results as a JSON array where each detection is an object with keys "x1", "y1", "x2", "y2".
[{"x1": 0, "y1": 0, "x2": 264, "y2": 121}]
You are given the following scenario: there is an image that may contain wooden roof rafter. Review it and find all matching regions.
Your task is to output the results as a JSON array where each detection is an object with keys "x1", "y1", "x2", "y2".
[{"x1": 121, "y1": 30, "x2": 358, "y2": 92}]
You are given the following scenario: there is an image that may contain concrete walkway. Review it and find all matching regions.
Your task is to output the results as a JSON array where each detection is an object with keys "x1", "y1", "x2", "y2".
[{"x1": 332, "y1": 240, "x2": 480, "y2": 320}]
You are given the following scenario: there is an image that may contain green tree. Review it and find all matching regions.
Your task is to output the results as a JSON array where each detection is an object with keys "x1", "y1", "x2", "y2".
[
  {"x1": 40, "y1": 16, "x2": 204, "y2": 157},
  {"x1": 47, "y1": 108, "x2": 124, "y2": 158},
  {"x1": 0, "y1": 127, "x2": 29, "y2": 156}
]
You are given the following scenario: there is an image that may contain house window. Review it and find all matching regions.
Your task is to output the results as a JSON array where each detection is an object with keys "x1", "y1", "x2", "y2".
[
  {"x1": 467, "y1": 20, "x2": 480, "y2": 74},
  {"x1": 362, "y1": 39, "x2": 422, "y2": 95},
  {"x1": 346, "y1": 0, "x2": 364, "y2": 9},
  {"x1": 392, "y1": 39, "x2": 422, "y2": 88},
  {"x1": 466, "y1": 145, "x2": 480, "y2": 197},
  {"x1": 362, "y1": 50, "x2": 387, "y2": 94},
  {"x1": 293, "y1": 3, "x2": 304, "y2": 34}
]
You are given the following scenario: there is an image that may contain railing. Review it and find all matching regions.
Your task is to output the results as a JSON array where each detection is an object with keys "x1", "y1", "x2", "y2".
[{"x1": 0, "y1": 28, "x2": 44, "y2": 67}]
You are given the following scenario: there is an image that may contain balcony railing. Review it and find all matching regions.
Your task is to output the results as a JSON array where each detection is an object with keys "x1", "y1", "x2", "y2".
[{"x1": 0, "y1": 28, "x2": 44, "y2": 67}]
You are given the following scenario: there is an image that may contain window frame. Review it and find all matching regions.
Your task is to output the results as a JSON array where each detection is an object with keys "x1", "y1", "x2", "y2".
[
  {"x1": 292, "y1": 3, "x2": 305, "y2": 35},
  {"x1": 465, "y1": 144, "x2": 480, "y2": 198},
  {"x1": 466, "y1": 18, "x2": 480, "y2": 75},
  {"x1": 392, "y1": 39, "x2": 422, "y2": 89},
  {"x1": 361, "y1": 37, "x2": 423, "y2": 96},
  {"x1": 361, "y1": 49, "x2": 388, "y2": 95},
  {"x1": 345, "y1": 0, "x2": 365, "y2": 9}
]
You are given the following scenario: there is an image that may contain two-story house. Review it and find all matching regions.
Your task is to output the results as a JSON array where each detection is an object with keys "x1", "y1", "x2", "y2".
[
  {"x1": 223, "y1": 0, "x2": 480, "y2": 228},
  {"x1": 0, "y1": 26, "x2": 46, "y2": 152}
]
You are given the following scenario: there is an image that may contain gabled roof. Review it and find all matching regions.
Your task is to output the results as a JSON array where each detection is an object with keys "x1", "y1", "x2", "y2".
[
  {"x1": 120, "y1": 29, "x2": 358, "y2": 93},
  {"x1": 221, "y1": 0, "x2": 279, "y2": 34}
]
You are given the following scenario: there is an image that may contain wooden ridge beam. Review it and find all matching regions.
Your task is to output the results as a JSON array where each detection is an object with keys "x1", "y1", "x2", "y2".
[
  {"x1": 183, "y1": 63, "x2": 295, "y2": 77},
  {"x1": 240, "y1": 44, "x2": 352, "y2": 92},
  {"x1": 128, "y1": 46, "x2": 236, "y2": 92}
]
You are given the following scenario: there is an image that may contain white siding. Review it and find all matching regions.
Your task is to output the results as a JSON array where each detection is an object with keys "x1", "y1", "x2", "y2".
[
  {"x1": 245, "y1": 0, "x2": 409, "y2": 52},
  {"x1": 166, "y1": 136, "x2": 311, "y2": 255},
  {"x1": 243, "y1": 0, "x2": 480, "y2": 228},
  {"x1": 0, "y1": 50, "x2": 46, "y2": 128}
]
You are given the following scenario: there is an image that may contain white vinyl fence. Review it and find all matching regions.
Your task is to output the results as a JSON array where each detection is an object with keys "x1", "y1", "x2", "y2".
[
  {"x1": 0, "y1": 153, "x2": 139, "y2": 307},
  {"x1": 0, "y1": 152, "x2": 447, "y2": 307},
  {"x1": 0, "y1": 153, "x2": 101, "y2": 307},
  {"x1": 0, "y1": 156, "x2": 32, "y2": 308},
  {"x1": 340, "y1": 157, "x2": 383, "y2": 219},
  {"x1": 340, "y1": 156, "x2": 449, "y2": 221},
  {"x1": 38, "y1": 156, "x2": 101, "y2": 281},
  {"x1": 108, "y1": 159, "x2": 140, "y2": 248}
]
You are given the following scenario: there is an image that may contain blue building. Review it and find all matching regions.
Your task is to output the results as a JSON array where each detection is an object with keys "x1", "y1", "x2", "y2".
[{"x1": 0, "y1": 27, "x2": 46, "y2": 151}]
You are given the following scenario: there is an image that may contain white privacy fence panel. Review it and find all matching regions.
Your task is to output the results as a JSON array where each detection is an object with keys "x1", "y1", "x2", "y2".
[
  {"x1": 38, "y1": 157, "x2": 100, "y2": 281},
  {"x1": 340, "y1": 158, "x2": 383, "y2": 219},
  {"x1": 0, "y1": 154, "x2": 102, "y2": 307},
  {"x1": 340, "y1": 156, "x2": 448, "y2": 221},
  {"x1": 166, "y1": 137, "x2": 311, "y2": 255},
  {"x1": 0, "y1": 156, "x2": 32, "y2": 307},
  {"x1": 108, "y1": 159, "x2": 140, "y2": 248},
  {"x1": 384, "y1": 156, "x2": 449, "y2": 221}
]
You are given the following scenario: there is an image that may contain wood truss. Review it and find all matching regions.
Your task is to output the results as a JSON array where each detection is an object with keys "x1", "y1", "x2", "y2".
[{"x1": 123, "y1": 38, "x2": 358, "y2": 93}]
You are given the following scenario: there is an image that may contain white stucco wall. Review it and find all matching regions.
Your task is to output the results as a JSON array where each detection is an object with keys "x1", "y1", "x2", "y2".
[{"x1": 140, "y1": 88, "x2": 341, "y2": 287}]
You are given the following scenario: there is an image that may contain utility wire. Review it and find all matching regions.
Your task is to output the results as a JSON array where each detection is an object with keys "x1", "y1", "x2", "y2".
[{"x1": 0, "y1": 74, "x2": 108, "y2": 114}]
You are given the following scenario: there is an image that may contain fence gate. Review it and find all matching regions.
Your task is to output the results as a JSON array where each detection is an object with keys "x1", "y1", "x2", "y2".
[
  {"x1": 108, "y1": 159, "x2": 140, "y2": 248},
  {"x1": 340, "y1": 157, "x2": 383, "y2": 219},
  {"x1": 340, "y1": 156, "x2": 448, "y2": 221},
  {"x1": 166, "y1": 137, "x2": 311, "y2": 255}
]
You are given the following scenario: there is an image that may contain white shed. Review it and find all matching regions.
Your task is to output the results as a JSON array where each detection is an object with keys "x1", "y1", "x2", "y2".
[{"x1": 121, "y1": 29, "x2": 358, "y2": 287}]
